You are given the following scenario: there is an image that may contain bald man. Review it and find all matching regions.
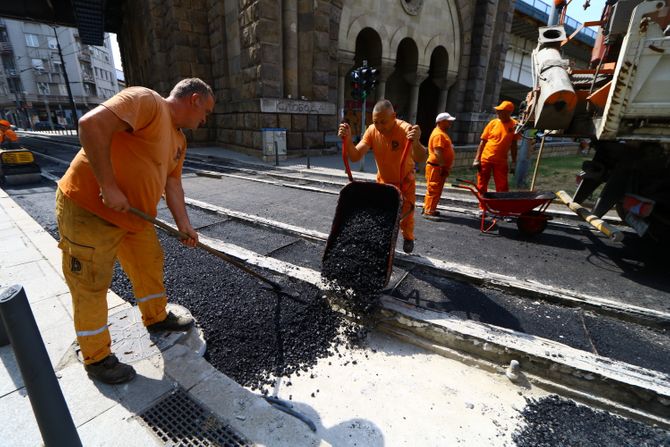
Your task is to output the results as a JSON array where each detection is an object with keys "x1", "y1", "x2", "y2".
[{"x1": 337, "y1": 100, "x2": 428, "y2": 253}]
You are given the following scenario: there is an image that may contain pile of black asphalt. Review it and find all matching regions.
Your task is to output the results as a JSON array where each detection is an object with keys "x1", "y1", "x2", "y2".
[
  {"x1": 322, "y1": 206, "x2": 398, "y2": 313},
  {"x1": 111, "y1": 233, "x2": 365, "y2": 392},
  {"x1": 512, "y1": 395, "x2": 670, "y2": 446}
]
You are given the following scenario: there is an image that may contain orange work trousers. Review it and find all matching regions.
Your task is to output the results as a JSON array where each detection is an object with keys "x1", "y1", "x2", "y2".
[
  {"x1": 477, "y1": 160, "x2": 509, "y2": 194},
  {"x1": 379, "y1": 173, "x2": 416, "y2": 241},
  {"x1": 55, "y1": 189, "x2": 168, "y2": 364},
  {"x1": 423, "y1": 163, "x2": 448, "y2": 214}
]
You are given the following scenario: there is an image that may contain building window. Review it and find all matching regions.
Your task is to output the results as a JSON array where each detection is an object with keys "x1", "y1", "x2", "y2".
[
  {"x1": 31, "y1": 58, "x2": 45, "y2": 71},
  {"x1": 25, "y1": 34, "x2": 39, "y2": 47},
  {"x1": 48, "y1": 37, "x2": 58, "y2": 50},
  {"x1": 37, "y1": 82, "x2": 50, "y2": 95},
  {"x1": 59, "y1": 84, "x2": 68, "y2": 96}
]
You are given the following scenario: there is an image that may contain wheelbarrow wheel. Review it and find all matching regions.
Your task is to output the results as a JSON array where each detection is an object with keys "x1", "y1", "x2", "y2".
[{"x1": 516, "y1": 211, "x2": 548, "y2": 235}]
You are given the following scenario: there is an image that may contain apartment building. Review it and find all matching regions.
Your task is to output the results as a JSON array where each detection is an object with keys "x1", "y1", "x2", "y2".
[{"x1": 0, "y1": 17, "x2": 120, "y2": 129}]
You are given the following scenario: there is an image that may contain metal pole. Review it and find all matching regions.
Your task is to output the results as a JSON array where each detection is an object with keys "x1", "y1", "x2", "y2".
[
  {"x1": 274, "y1": 140, "x2": 279, "y2": 166},
  {"x1": 0, "y1": 285, "x2": 82, "y2": 447},
  {"x1": 530, "y1": 135, "x2": 547, "y2": 191},
  {"x1": 53, "y1": 27, "x2": 79, "y2": 132},
  {"x1": 0, "y1": 315, "x2": 8, "y2": 346},
  {"x1": 359, "y1": 92, "x2": 367, "y2": 172}
]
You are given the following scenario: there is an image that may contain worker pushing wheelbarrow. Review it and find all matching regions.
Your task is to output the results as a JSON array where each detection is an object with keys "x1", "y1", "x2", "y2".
[
  {"x1": 322, "y1": 100, "x2": 428, "y2": 306},
  {"x1": 454, "y1": 178, "x2": 556, "y2": 235}
]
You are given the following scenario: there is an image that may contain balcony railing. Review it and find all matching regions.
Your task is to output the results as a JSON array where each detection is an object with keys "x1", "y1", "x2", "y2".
[
  {"x1": 0, "y1": 41, "x2": 13, "y2": 53},
  {"x1": 78, "y1": 49, "x2": 91, "y2": 61}
]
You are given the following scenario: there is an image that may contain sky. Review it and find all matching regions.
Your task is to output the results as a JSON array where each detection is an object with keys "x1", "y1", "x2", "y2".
[
  {"x1": 110, "y1": 33, "x2": 122, "y2": 71},
  {"x1": 106, "y1": 0, "x2": 607, "y2": 75},
  {"x1": 564, "y1": 0, "x2": 606, "y2": 26}
]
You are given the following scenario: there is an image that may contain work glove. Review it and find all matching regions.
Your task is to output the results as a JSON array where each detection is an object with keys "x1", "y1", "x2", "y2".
[{"x1": 472, "y1": 160, "x2": 481, "y2": 171}]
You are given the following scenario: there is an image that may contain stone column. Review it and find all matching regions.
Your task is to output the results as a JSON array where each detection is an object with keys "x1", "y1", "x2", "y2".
[
  {"x1": 283, "y1": 0, "x2": 298, "y2": 99},
  {"x1": 375, "y1": 60, "x2": 395, "y2": 101},
  {"x1": 437, "y1": 72, "x2": 459, "y2": 113},
  {"x1": 406, "y1": 68, "x2": 429, "y2": 124}
]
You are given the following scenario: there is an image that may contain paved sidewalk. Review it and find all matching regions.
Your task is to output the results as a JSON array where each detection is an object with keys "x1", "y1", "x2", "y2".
[{"x1": 0, "y1": 187, "x2": 326, "y2": 447}]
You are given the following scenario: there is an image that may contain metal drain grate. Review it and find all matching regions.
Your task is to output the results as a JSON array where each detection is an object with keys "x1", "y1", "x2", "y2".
[{"x1": 139, "y1": 387, "x2": 253, "y2": 447}]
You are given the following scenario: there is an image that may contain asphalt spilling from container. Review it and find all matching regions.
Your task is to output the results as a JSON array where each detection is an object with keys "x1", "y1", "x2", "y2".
[
  {"x1": 321, "y1": 207, "x2": 398, "y2": 314},
  {"x1": 512, "y1": 395, "x2": 670, "y2": 446},
  {"x1": 110, "y1": 233, "x2": 366, "y2": 392}
]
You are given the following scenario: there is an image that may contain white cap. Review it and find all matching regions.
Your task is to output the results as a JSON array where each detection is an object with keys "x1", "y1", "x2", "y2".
[{"x1": 436, "y1": 112, "x2": 456, "y2": 123}]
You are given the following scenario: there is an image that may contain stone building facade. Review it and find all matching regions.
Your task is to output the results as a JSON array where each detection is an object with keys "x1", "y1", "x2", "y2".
[{"x1": 117, "y1": 0, "x2": 515, "y2": 155}]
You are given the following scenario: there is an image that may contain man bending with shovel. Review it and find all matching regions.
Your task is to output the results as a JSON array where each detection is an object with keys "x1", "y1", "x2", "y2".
[
  {"x1": 56, "y1": 78, "x2": 215, "y2": 384},
  {"x1": 338, "y1": 100, "x2": 428, "y2": 253}
]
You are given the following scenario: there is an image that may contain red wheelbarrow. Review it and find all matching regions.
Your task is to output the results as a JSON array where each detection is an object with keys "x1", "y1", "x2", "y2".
[{"x1": 453, "y1": 178, "x2": 556, "y2": 235}]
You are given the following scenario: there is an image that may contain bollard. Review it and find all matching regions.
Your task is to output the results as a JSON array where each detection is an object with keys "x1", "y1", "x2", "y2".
[
  {"x1": 0, "y1": 285, "x2": 82, "y2": 447},
  {"x1": 0, "y1": 316, "x2": 7, "y2": 346},
  {"x1": 307, "y1": 153, "x2": 311, "y2": 169},
  {"x1": 274, "y1": 140, "x2": 279, "y2": 167}
]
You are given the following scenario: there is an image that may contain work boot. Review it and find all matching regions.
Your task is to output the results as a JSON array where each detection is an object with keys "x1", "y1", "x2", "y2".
[
  {"x1": 146, "y1": 311, "x2": 194, "y2": 333},
  {"x1": 423, "y1": 211, "x2": 442, "y2": 220},
  {"x1": 402, "y1": 239, "x2": 414, "y2": 254},
  {"x1": 85, "y1": 354, "x2": 136, "y2": 384}
]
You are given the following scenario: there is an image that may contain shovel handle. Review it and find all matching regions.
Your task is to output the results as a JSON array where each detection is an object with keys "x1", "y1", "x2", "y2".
[
  {"x1": 129, "y1": 207, "x2": 282, "y2": 290},
  {"x1": 342, "y1": 137, "x2": 354, "y2": 182}
]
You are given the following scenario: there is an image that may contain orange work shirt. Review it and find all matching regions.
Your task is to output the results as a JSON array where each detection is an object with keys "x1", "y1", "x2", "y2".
[
  {"x1": 427, "y1": 126, "x2": 455, "y2": 168},
  {"x1": 361, "y1": 119, "x2": 414, "y2": 185},
  {"x1": 58, "y1": 87, "x2": 187, "y2": 232},
  {"x1": 0, "y1": 128, "x2": 18, "y2": 143},
  {"x1": 480, "y1": 118, "x2": 520, "y2": 164}
]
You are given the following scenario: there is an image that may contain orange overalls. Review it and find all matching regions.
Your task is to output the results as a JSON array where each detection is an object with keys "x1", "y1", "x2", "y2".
[
  {"x1": 56, "y1": 87, "x2": 187, "y2": 364},
  {"x1": 362, "y1": 119, "x2": 416, "y2": 241},
  {"x1": 477, "y1": 118, "x2": 519, "y2": 193},
  {"x1": 424, "y1": 126, "x2": 455, "y2": 214}
]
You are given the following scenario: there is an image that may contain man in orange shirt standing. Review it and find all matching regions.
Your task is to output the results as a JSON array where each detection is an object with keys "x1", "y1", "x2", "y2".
[
  {"x1": 423, "y1": 112, "x2": 456, "y2": 219},
  {"x1": 472, "y1": 101, "x2": 520, "y2": 193},
  {"x1": 56, "y1": 78, "x2": 215, "y2": 384},
  {"x1": 337, "y1": 100, "x2": 428, "y2": 253}
]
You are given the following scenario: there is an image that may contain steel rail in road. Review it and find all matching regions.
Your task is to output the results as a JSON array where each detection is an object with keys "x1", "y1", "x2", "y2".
[
  {"x1": 20, "y1": 133, "x2": 624, "y2": 229},
  {"x1": 182, "y1": 155, "x2": 627, "y2": 229}
]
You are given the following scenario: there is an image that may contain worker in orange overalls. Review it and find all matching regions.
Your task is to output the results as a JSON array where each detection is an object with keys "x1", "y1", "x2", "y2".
[
  {"x1": 0, "y1": 119, "x2": 19, "y2": 148},
  {"x1": 423, "y1": 112, "x2": 456, "y2": 219},
  {"x1": 338, "y1": 99, "x2": 428, "y2": 254},
  {"x1": 56, "y1": 78, "x2": 215, "y2": 384},
  {"x1": 472, "y1": 100, "x2": 520, "y2": 194}
]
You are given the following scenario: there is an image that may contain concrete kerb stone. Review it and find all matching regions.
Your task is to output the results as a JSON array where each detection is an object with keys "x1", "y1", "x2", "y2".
[{"x1": 377, "y1": 298, "x2": 670, "y2": 428}]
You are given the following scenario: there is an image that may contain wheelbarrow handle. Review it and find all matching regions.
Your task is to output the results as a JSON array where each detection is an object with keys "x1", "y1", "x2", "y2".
[
  {"x1": 128, "y1": 207, "x2": 284, "y2": 291},
  {"x1": 453, "y1": 178, "x2": 481, "y2": 194},
  {"x1": 341, "y1": 137, "x2": 354, "y2": 182}
]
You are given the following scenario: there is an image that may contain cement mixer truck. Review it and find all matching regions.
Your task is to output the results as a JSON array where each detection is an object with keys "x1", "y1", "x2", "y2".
[{"x1": 519, "y1": 0, "x2": 670, "y2": 242}]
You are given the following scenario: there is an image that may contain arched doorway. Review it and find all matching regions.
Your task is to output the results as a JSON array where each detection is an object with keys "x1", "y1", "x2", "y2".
[
  {"x1": 417, "y1": 46, "x2": 449, "y2": 145},
  {"x1": 386, "y1": 38, "x2": 418, "y2": 121},
  {"x1": 345, "y1": 28, "x2": 383, "y2": 137}
]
